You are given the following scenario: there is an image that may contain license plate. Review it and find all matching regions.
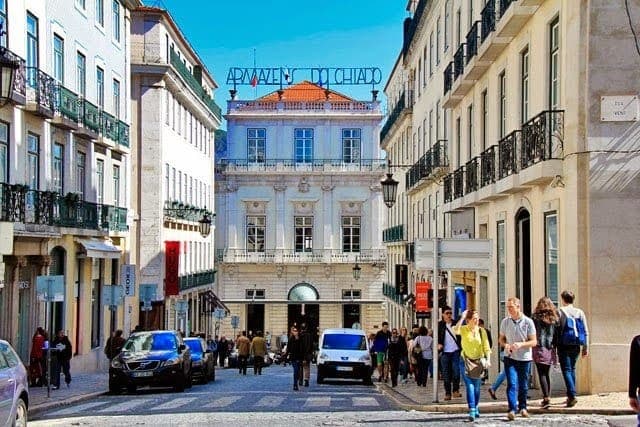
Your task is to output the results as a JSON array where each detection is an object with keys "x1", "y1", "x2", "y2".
[
  {"x1": 132, "y1": 371, "x2": 153, "y2": 377},
  {"x1": 336, "y1": 366, "x2": 352, "y2": 372}
]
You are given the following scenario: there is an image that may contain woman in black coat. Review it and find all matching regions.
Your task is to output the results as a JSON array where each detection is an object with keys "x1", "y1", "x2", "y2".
[
  {"x1": 284, "y1": 326, "x2": 305, "y2": 390},
  {"x1": 387, "y1": 327, "x2": 408, "y2": 387}
]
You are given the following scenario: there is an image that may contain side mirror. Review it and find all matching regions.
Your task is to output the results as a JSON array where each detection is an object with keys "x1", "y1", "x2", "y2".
[{"x1": 179, "y1": 344, "x2": 186, "y2": 353}]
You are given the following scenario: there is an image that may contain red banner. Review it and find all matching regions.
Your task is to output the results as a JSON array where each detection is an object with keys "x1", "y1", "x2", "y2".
[
  {"x1": 415, "y1": 281, "x2": 431, "y2": 313},
  {"x1": 165, "y1": 241, "x2": 180, "y2": 296}
]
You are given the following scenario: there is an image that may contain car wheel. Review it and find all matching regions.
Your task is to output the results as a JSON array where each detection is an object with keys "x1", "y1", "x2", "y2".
[
  {"x1": 108, "y1": 380, "x2": 121, "y2": 394},
  {"x1": 316, "y1": 367, "x2": 324, "y2": 384},
  {"x1": 14, "y1": 398, "x2": 27, "y2": 427},
  {"x1": 126, "y1": 384, "x2": 137, "y2": 394},
  {"x1": 185, "y1": 369, "x2": 193, "y2": 389}
]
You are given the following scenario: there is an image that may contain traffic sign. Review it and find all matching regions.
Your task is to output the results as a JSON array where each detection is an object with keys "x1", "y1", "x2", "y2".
[
  {"x1": 230, "y1": 315, "x2": 240, "y2": 329},
  {"x1": 175, "y1": 300, "x2": 188, "y2": 314},
  {"x1": 121, "y1": 264, "x2": 136, "y2": 297},
  {"x1": 102, "y1": 285, "x2": 124, "y2": 307},
  {"x1": 36, "y1": 275, "x2": 65, "y2": 302},
  {"x1": 139, "y1": 284, "x2": 157, "y2": 303},
  {"x1": 214, "y1": 308, "x2": 226, "y2": 320},
  {"x1": 414, "y1": 238, "x2": 492, "y2": 271}
]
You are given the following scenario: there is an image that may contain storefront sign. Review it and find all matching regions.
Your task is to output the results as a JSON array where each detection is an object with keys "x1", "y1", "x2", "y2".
[
  {"x1": 415, "y1": 281, "x2": 431, "y2": 313},
  {"x1": 601, "y1": 95, "x2": 639, "y2": 122},
  {"x1": 121, "y1": 264, "x2": 136, "y2": 297},
  {"x1": 165, "y1": 241, "x2": 180, "y2": 296}
]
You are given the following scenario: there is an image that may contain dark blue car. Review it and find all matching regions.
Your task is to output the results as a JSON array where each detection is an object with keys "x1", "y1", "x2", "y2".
[
  {"x1": 183, "y1": 337, "x2": 215, "y2": 384},
  {"x1": 0, "y1": 339, "x2": 29, "y2": 427}
]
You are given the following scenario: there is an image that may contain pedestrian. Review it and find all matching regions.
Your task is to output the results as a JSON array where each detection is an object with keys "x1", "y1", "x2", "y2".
[
  {"x1": 250, "y1": 331, "x2": 268, "y2": 375},
  {"x1": 279, "y1": 330, "x2": 289, "y2": 351},
  {"x1": 499, "y1": 297, "x2": 537, "y2": 420},
  {"x1": 487, "y1": 349, "x2": 507, "y2": 400},
  {"x1": 236, "y1": 331, "x2": 251, "y2": 375},
  {"x1": 387, "y1": 327, "x2": 407, "y2": 387},
  {"x1": 284, "y1": 326, "x2": 304, "y2": 391},
  {"x1": 265, "y1": 331, "x2": 272, "y2": 350},
  {"x1": 557, "y1": 290, "x2": 589, "y2": 408},
  {"x1": 217, "y1": 336, "x2": 229, "y2": 368},
  {"x1": 412, "y1": 326, "x2": 433, "y2": 387},
  {"x1": 454, "y1": 309, "x2": 491, "y2": 422},
  {"x1": 299, "y1": 323, "x2": 314, "y2": 386},
  {"x1": 104, "y1": 329, "x2": 126, "y2": 360},
  {"x1": 628, "y1": 334, "x2": 640, "y2": 424},
  {"x1": 532, "y1": 296, "x2": 560, "y2": 409},
  {"x1": 399, "y1": 327, "x2": 410, "y2": 383},
  {"x1": 438, "y1": 306, "x2": 462, "y2": 400},
  {"x1": 373, "y1": 322, "x2": 390, "y2": 382},
  {"x1": 29, "y1": 327, "x2": 46, "y2": 387},
  {"x1": 478, "y1": 319, "x2": 492, "y2": 384},
  {"x1": 51, "y1": 329, "x2": 72, "y2": 389}
]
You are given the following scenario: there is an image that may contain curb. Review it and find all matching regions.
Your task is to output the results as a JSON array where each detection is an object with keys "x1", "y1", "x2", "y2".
[
  {"x1": 376, "y1": 384, "x2": 635, "y2": 416},
  {"x1": 30, "y1": 390, "x2": 107, "y2": 417}
]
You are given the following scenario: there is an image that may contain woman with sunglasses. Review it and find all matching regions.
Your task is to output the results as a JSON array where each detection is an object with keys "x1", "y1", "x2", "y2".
[
  {"x1": 284, "y1": 326, "x2": 304, "y2": 390},
  {"x1": 387, "y1": 328, "x2": 408, "y2": 387}
]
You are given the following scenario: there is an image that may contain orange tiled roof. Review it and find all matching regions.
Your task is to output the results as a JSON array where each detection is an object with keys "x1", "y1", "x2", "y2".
[{"x1": 258, "y1": 81, "x2": 355, "y2": 102}]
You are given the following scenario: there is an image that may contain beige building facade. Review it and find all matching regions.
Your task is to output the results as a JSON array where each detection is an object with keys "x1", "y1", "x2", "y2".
[{"x1": 383, "y1": 0, "x2": 640, "y2": 393}]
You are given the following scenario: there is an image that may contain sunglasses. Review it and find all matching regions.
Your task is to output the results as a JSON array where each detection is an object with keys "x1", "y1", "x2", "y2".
[
  {"x1": 444, "y1": 311, "x2": 452, "y2": 315},
  {"x1": 392, "y1": 331, "x2": 398, "y2": 334}
]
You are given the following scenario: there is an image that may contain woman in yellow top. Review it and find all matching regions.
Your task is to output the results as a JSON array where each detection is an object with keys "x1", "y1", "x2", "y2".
[{"x1": 454, "y1": 309, "x2": 492, "y2": 421}]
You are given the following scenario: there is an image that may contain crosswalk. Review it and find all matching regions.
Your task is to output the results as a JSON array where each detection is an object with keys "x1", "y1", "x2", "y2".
[{"x1": 47, "y1": 392, "x2": 384, "y2": 417}]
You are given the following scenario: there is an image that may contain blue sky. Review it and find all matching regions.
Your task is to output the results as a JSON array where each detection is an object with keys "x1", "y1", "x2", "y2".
[{"x1": 152, "y1": 0, "x2": 407, "y2": 111}]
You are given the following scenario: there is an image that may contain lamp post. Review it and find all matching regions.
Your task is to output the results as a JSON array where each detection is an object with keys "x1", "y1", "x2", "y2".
[
  {"x1": 0, "y1": 25, "x2": 19, "y2": 107},
  {"x1": 198, "y1": 211, "x2": 212, "y2": 238},
  {"x1": 351, "y1": 259, "x2": 361, "y2": 302}
]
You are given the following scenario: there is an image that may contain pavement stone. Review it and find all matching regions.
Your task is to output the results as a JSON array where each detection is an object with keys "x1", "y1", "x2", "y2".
[
  {"x1": 375, "y1": 376, "x2": 634, "y2": 416},
  {"x1": 29, "y1": 372, "x2": 107, "y2": 415}
]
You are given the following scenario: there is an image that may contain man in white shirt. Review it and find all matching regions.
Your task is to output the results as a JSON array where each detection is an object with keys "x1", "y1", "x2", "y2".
[{"x1": 437, "y1": 306, "x2": 461, "y2": 400}]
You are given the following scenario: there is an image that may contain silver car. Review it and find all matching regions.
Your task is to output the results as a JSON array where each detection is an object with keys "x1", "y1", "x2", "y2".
[{"x1": 0, "y1": 340, "x2": 28, "y2": 427}]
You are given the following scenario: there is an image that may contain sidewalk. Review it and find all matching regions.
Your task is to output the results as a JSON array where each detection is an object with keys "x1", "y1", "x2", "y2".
[
  {"x1": 376, "y1": 376, "x2": 634, "y2": 416},
  {"x1": 30, "y1": 372, "x2": 107, "y2": 415}
]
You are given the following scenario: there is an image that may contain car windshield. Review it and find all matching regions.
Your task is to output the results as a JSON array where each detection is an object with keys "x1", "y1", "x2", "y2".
[
  {"x1": 184, "y1": 339, "x2": 202, "y2": 353},
  {"x1": 123, "y1": 333, "x2": 177, "y2": 352},
  {"x1": 322, "y1": 334, "x2": 367, "y2": 350}
]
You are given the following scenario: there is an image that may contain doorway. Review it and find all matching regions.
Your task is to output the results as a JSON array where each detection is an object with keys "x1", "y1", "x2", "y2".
[
  {"x1": 515, "y1": 208, "x2": 532, "y2": 316},
  {"x1": 342, "y1": 304, "x2": 360, "y2": 329},
  {"x1": 288, "y1": 303, "x2": 319, "y2": 344},
  {"x1": 246, "y1": 303, "x2": 264, "y2": 336}
]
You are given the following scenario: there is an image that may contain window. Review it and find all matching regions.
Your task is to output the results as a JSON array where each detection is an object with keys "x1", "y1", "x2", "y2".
[
  {"x1": 245, "y1": 288, "x2": 265, "y2": 299},
  {"x1": 52, "y1": 143, "x2": 64, "y2": 194},
  {"x1": 0, "y1": 0, "x2": 7, "y2": 48},
  {"x1": 429, "y1": 32, "x2": 434, "y2": 76},
  {"x1": 112, "y1": 0, "x2": 120, "y2": 42},
  {"x1": 294, "y1": 128, "x2": 313, "y2": 163},
  {"x1": 436, "y1": 17, "x2": 441, "y2": 65},
  {"x1": 27, "y1": 133, "x2": 39, "y2": 191},
  {"x1": 91, "y1": 269, "x2": 102, "y2": 348},
  {"x1": 76, "y1": 0, "x2": 86, "y2": 9},
  {"x1": 76, "y1": 52, "x2": 86, "y2": 96},
  {"x1": 53, "y1": 34, "x2": 64, "y2": 83},
  {"x1": 342, "y1": 128, "x2": 361, "y2": 163},
  {"x1": 521, "y1": 47, "x2": 530, "y2": 124},
  {"x1": 341, "y1": 289, "x2": 361, "y2": 300},
  {"x1": 113, "y1": 79, "x2": 120, "y2": 118},
  {"x1": 247, "y1": 128, "x2": 266, "y2": 163},
  {"x1": 456, "y1": 8, "x2": 462, "y2": 47},
  {"x1": 96, "y1": 67, "x2": 104, "y2": 107},
  {"x1": 549, "y1": 17, "x2": 560, "y2": 109},
  {"x1": 342, "y1": 216, "x2": 360, "y2": 253},
  {"x1": 436, "y1": 101, "x2": 441, "y2": 139},
  {"x1": 165, "y1": 91, "x2": 170, "y2": 125},
  {"x1": 295, "y1": 216, "x2": 313, "y2": 253},
  {"x1": 428, "y1": 109, "x2": 433, "y2": 148},
  {"x1": 177, "y1": 171, "x2": 182, "y2": 201},
  {"x1": 113, "y1": 165, "x2": 120, "y2": 206},
  {"x1": 26, "y1": 13, "x2": 39, "y2": 86},
  {"x1": 164, "y1": 163, "x2": 170, "y2": 200},
  {"x1": 468, "y1": 0, "x2": 474, "y2": 29},
  {"x1": 455, "y1": 117, "x2": 461, "y2": 167},
  {"x1": 467, "y1": 103, "x2": 473, "y2": 160},
  {"x1": 96, "y1": 159, "x2": 104, "y2": 204},
  {"x1": 545, "y1": 212, "x2": 559, "y2": 304},
  {"x1": 481, "y1": 90, "x2": 488, "y2": 150},
  {"x1": 499, "y1": 71, "x2": 507, "y2": 138},
  {"x1": 96, "y1": 0, "x2": 104, "y2": 26},
  {"x1": 171, "y1": 167, "x2": 176, "y2": 199},
  {"x1": 497, "y1": 221, "x2": 506, "y2": 325},
  {"x1": 246, "y1": 216, "x2": 266, "y2": 252},
  {"x1": 0, "y1": 122, "x2": 8, "y2": 183},
  {"x1": 444, "y1": 0, "x2": 451, "y2": 51},
  {"x1": 76, "y1": 151, "x2": 85, "y2": 198}
]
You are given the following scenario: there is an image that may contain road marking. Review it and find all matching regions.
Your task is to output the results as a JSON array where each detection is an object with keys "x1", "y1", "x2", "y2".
[
  {"x1": 152, "y1": 397, "x2": 197, "y2": 410},
  {"x1": 97, "y1": 398, "x2": 153, "y2": 413},
  {"x1": 303, "y1": 396, "x2": 331, "y2": 407},
  {"x1": 255, "y1": 395, "x2": 285, "y2": 407},
  {"x1": 204, "y1": 395, "x2": 243, "y2": 408},
  {"x1": 352, "y1": 396, "x2": 378, "y2": 406},
  {"x1": 49, "y1": 400, "x2": 108, "y2": 416}
]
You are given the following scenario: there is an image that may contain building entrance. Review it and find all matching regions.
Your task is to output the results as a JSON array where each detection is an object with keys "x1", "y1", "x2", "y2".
[
  {"x1": 247, "y1": 303, "x2": 264, "y2": 336},
  {"x1": 287, "y1": 303, "x2": 319, "y2": 344},
  {"x1": 516, "y1": 208, "x2": 532, "y2": 316}
]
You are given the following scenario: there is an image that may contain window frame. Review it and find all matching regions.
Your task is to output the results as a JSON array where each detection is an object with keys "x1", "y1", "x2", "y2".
[
  {"x1": 544, "y1": 211, "x2": 559, "y2": 304},
  {"x1": 96, "y1": 158, "x2": 104, "y2": 204},
  {"x1": 52, "y1": 142, "x2": 64, "y2": 195},
  {"x1": 53, "y1": 34, "x2": 64, "y2": 83},
  {"x1": 112, "y1": 0, "x2": 120, "y2": 43},
  {"x1": 76, "y1": 151, "x2": 86, "y2": 198},
  {"x1": 113, "y1": 164, "x2": 120, "y2": 207},
  {"x1": 95, "y1": 0, "x2": 104, "y2": 27},
  {"x1": 498, "y1": 71, "x2": 507, "y2": 138},
  {"x1": 341, "y1": 216, "x2": 361, "y2": 253},
  {"x1": 295, "y1": 216, "x2": 314, "y2": 253},
  {"x1": 0, "y1": 121, "x2": 8, "y2": 184},
  {"x1": 246, "y1": 215, "x2": 266, "y2": 253},
  {"x1": 247, "y1": 128, "x2": 266, "y2": 163},
  {"x1": 96, "y1": 66, "x2": 104, "y2": 107},
  {"x1": 0, "y1": 0, "x2": 8, "y2": 48},
  {"x1": 76, "y1": 51, "x2": 86, "y2": 96},
  {"x1": 113, "y1": 79, "x2": 120, "y2": 118},
  {"x1": 294, "y1": 128, "x2": 313, "y2": 163},
  {"x1": 549, "y1": 17, "x2": 560, "y2": 110},
  {"x1": 342, "y1": 128, "x2": 361, "y2": 163},
  {"x1": 521, "y1": 47, "x2": 530, "y2": 124},
  {"x1": 27, "y1": 132, "x2": 40, "y2": 191}
]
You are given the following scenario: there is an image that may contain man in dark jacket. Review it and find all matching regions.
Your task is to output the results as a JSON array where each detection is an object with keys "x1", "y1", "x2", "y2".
[
  {"x1": 299, "y1": 323, "x2": 314, "y2": 387},
  {"x1": 104, "y1": 330, "x2": 126, "y2": 360},
  {"x1": 438, "y1": 306, "x2": 461, "y2": 400},
  {"x1": 52, "y1": 329, "x2": 72, "y2": 389},
  {"x1": 218, "y1": 336, "x2": 229, "y2": 368}
]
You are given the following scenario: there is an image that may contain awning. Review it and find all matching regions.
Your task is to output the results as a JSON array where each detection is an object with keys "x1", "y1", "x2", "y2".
[{"x1": 76, "y1": 238, "x2": 122, "y2": 259}]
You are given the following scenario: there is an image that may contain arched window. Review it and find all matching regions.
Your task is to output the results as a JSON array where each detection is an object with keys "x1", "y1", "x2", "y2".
[{"x1": 287, "y1": 283, "x2": 319, "y2": 302}]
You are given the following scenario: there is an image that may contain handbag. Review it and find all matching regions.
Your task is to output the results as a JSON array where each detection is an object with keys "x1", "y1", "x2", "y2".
[
  {"x1": 532, "y1": 345, "x2": 555, "y2": 365},
  {"x1": 412, "y1": 342, "x2": 422, "y2": 356},
  {"x1": 463, "y1": 356, "x2": 487, "y2": 379}
]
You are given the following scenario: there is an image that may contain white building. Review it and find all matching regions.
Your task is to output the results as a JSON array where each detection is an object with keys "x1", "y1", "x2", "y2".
[
  {"x1": 129, "y1": 6, "x2": 223, "y2": 336},
  {"x1": 0, "y1": 0, "x2": 138, "y2": 372},
  {"x1": 215, "y1": 82, "x2": 386, "y2": 341}
]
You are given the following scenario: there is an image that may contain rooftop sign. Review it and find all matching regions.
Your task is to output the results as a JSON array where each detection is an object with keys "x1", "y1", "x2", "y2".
[{"x1": 226, "y1": 67, "x2": 383, "y2": 88}]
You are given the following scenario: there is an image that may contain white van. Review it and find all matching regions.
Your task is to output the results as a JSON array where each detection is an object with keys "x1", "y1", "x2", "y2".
[{"x1": 316, "y1": 328, "x2": 372, "y2": 384}]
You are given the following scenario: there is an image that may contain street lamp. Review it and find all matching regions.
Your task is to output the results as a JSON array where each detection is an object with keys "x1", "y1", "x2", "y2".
[
  {"x1": 0, "y1": 26, "x2": 19, "y2": 107},
  {"x1": 352, "y1": 260, "x2": 361, "y2": 281},
  {"x1": 198, "y1": 211, "x2": 212, "y2": 238},
  {"x1": 380, "y1": 172, "x2": 399, "y2": 209}
]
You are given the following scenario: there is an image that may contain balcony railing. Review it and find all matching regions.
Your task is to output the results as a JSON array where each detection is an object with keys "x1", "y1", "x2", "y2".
[
  {"x1": 26, "y1": 67, "x2": 56, "y2": 113},
  {"x1": 444, "y1": 62, "x2": 454, "y2": 95},
  {"x1": 480, "y1": 145, "x2": 497, "y2": 187},
  {"x1": 453, "y1": 167, "x2": 465, "y2": 199},
  {"x1": 403, "y1": 0, "x2": 429, "y2": 54},
  {"x1": 101, "y1": 111, "x2": 120, "y2": 142},
  {"x1": 520, "y1": 110, "x2": 564, "y2": 170},
  {"x1": 80, "y1": 98, "x2": 101, "y2": 134},
  {"x1": 405, "y1": 242, "x2": 415, "y2": 263},
  {"x1": 169, "y1": 49, "x2": 222, "y2": 122},
  {"x1": 0, "y1": 183, "x2": 127, "y2": 231},
  {"x1": 216, "y1": 249, "x2": 386, "y2": 264},
  {"x1": 218, "y1": 158, "x2": 386, "y2": 173},
  {"x1": 179, "y1": 269, "x2": 216, "y2": 292},
  {"x1": 164, "y1": 200, "x2": 210, "y2": 222},
  {"x1": 498, "y1": 130, "x2": 521, "y2": 179},
  {"x1": 383, "y1": 224, "x2": 405, "y2": 243},
  {"x1": 5, "y1": 49, "x2": 26, "y2": 104},
  {"x1": 465, "y1": 157, "x2": 479, "y2": 194},
  {"x1": 453, "y1": 44, "x2": 466, "y2": 80},
  {"x1": 405, "y1": 140, "x2": 449, "y2": 190},
  {"x1": 380, "y1": 90, "x2": 412, "y2": 142},
  {"x1": 481, "y1": 0, "x2": 497, "y2": 42},
  {"x1": 499, "y1": 0, "x2": 516, "y2": 18},
  {"x1": 57, "y1": 85, "x2": 80, "y2": 122},
  {"x1": 382, "y1": 282, "x2": 403, "y2": 305},
  {"x1": 118, "y1": 121, "x2": 130, "y2": 147},
  {"x1": 466, "y1": 22, "x2": 480, "y2": 64},
  {"x1": 444, "y1": 174, "x2": 453, "y2": 203}
]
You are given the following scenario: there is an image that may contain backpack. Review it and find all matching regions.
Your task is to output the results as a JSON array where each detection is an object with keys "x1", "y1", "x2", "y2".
[{"x1": 560, "y1": 309, "x2": 586, "y2": 346}]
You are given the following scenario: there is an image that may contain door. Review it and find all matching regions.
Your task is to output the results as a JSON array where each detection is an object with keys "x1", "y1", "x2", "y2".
[
  {"x1": 246, "y1": 304, "x2": 264, "y2": 336},
  {"x1": 0, "y1": 353, "x2": 13, "y2": 426},
  {"x1": 516, "y1": 209, "x2": 532, "y2": 316},
  {"x1": 342, "y1": 304, "x2": 360, "y2": 329},
  {"x1": 287, "y1": 304, "x2": 319, "y2": 346}
]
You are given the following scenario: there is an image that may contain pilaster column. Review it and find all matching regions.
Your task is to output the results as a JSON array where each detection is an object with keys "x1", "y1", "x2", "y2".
[
  {"x1": 274, "y1": 182, "x2": 287, "y2": 250},
  {"x1": 225, "y1": 183, "x2": 238, "y2": 249},
  {"x1": 321, "y1": 184, "x2": 334, "y2": 250}
]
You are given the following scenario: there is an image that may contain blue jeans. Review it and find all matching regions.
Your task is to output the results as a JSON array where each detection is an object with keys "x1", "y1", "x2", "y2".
[
  {"x1": 504, "y1": 357, "x2": 531, "y2": 413},
  {"x1": 491, "y1": 369, "x2": 506, "y2": 392},
  {"x1": 558, "y1": 346, "x2": 580, "y2": 399},
  {"x1": 460, "y1": 358, "x2": 482, "y2": 410},
  {"x1": 440, "y1": 351, "x2": 461, "y2": 395},
  {"x1": 291, "y1": 360, "x2": 301, "y2": 386}
]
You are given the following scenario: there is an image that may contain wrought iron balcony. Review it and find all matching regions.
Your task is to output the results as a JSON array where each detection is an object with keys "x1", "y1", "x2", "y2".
[
  {"x1": 481, "y1": 0, "x2": 497, "y2": 42},
  {"x1": 25, "y1": 67, "x2": 56, "y2": 115},
  {"x1": 466, "y1": 22, "x2": 480, "y2": 64},
  {"x1": 480, "y1": 145, "x2": 498, "y2": 187},
  {"x1": 465, "y1": 157, "x2": 479, "y2": 194},
  {"x1": 79, "y1": 98, "x2": 101, "y2": 134},
  {"x1": 520, "y1": 110, "x2": 564, "y2": 170},
  {"x1": 444, "y1": 62, "x2": 454, "y2": 94},
  {"x1": 405, "y1": 242, "x2": 415, "y2": 263},
  {"x1": 4, "y1": 49, "x2": 26, "y2": 105},
  {"x1": 443, "y1": 174, "x2": 453, "y2": 203},
  {"x1": 405, "y1": 140, "x2": 449, "y2": 190},
  {"x1": 453, "y1": 167, "x2": 465, "y2": 199},
  {"x1": 0, "y1": 183, "x2": 28, "y2": 222},
  {"x1": 164, "y1": 200, "x2": 211, "y2": 223},
  {"x1": 101, "y1": 205, "x2": 128, "y2": 232},
  {"x1": 118, "y1": 121, "x2": 130, "y2": 147},
  {"x1": 101, "y1": 111, "x2": 120, "y2": 142},
  {"x1": 380, "y1": 90, "x2": 413, "y2": 142},
  {"x1": 498, "y1": 130, "x2": 521, "y2": 179},
  {"x1": 499, "y1": 0, "x2": 516, "y2": 18},
  {"x1": 383, "y1": 224, "x2": 405, "y2": 243},
  {"x1": 218, "y1": 158, "x2": 386, "y2": 174},
  {"x1": 382, "y1": 282, "x2": 404, "y2": 305},
  {"x1": 215, "y1": 248, "x2": 386, "y2": 264},
  {"x1": 56, "y1": 85, "x2": 80, "y2": 123},
  {"x1": 453, "y1": 44, "x2": 466, "y2": 80},
  {"x1": 179, "y1": 269, "x2": 216, "y2": 292}
]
